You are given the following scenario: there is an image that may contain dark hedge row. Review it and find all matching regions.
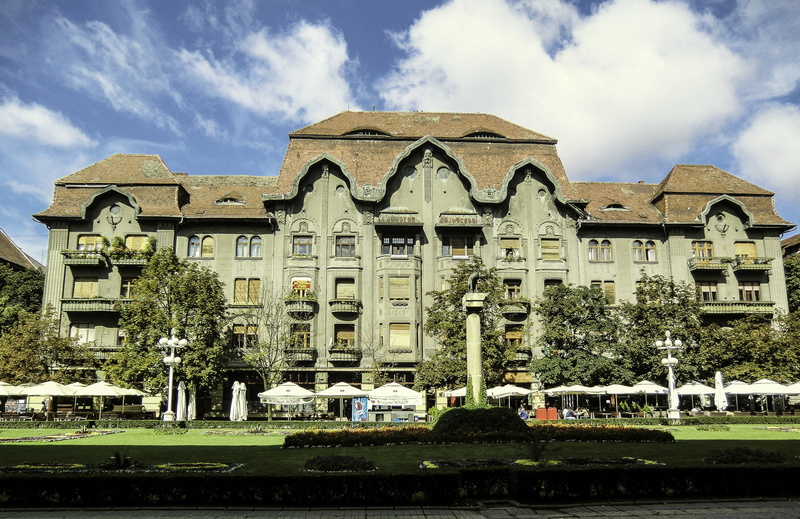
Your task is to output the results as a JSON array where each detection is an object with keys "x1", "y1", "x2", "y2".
[
  {"x1": 2, "y1": 465, "x2": 799, "y2": 507},
  {"x1": 0, "y1": 419, "x2": 413, "y2": 430},
  {"x1": 283, "y1": 422, "x2": 673, "y2": 448}
]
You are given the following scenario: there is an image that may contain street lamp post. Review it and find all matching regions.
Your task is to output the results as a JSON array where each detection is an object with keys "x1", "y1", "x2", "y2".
[
  {"x1": 656, "y1": 331, "x2": 682, "y2": 419},
  {"x1": 160, "y1": 336, "x2": 187, "y2": 421}
]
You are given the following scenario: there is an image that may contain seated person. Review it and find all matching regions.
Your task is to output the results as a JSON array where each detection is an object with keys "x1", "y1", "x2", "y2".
[
  {"x1": 575, "y1": 407, "x2": 589, "y2": 419},
  {"x1": 562, "y1": 407, "x2": 576, "y2": 419},
  {"x1": 517, "y1": 406, "x2": 528, "y2": 420}
]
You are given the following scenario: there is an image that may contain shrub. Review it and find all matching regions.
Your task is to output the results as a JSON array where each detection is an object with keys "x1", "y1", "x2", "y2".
[
  {"x1": 704, "y1": 447, "x2": 786, "y2": 465},
  {"x1": 432, "y1": 407, "x2": 528, "y2": 438},
  {"x1": 303, "y1": 455, "x2": 377, "y2": 472}
]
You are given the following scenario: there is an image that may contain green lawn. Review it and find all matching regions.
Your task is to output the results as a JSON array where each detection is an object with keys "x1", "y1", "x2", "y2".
[{"x1": 1, "y1": 424, "x2": 799, "y2": 475}]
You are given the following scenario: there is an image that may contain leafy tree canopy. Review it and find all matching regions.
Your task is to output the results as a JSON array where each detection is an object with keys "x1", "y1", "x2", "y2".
[
  {"x1": 108, "y1": 248, "x2": 230, "y2": 395},
  {"x1": 616, "y1": 272, "x2": 705, "y2": 384},
  {"x1": 784, "y1": 254, "x2": 800, "y2": 313},
  {"x1": 530, "y1": 283, "x2": 628, "y2": 386},
  {"x1": 699, "y1": 312, "x2": 800, "y2": 383},
  {"x1": 414, "y1": 257, "x2": 515, "y2": 391},
  {"x1": 0, "y1": 308, "x2": 97, "y2": 384},
  {"x1": 0, "y1": 265, "x2": 44, "y2": 336}
]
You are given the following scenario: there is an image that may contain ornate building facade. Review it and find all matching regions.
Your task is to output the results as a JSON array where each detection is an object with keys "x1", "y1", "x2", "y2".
[{"x1": 35, "y1": 111, "x2": 794, "y2": 397}]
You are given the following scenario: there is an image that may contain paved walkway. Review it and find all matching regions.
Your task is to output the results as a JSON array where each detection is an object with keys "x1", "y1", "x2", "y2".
[{"x1": 1, "y1": 499, "x2": 800, "y2": 518}]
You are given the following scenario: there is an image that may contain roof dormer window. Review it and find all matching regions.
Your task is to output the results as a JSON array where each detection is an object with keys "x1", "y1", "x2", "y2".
[
  {"x1": 463, "y1": 131, "x2": 505, "y2": 139},
  {"x1": 600, "y1": 203, "x2": 629, "y2": 211},
  {"x1": 215, "y1": 193, "x2": 245, "y2": 205},
  {"x1": 344, "y1": 128, "x2": 390, "y2": 137}
]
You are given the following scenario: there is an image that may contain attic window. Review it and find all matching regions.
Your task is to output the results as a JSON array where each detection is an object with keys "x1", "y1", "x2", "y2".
[
  {"x1": 464, "y1": 131, "x2": 505, "y2": 139},
  {"x1": 215, "y1": 195, "x2": 245, "y2": 205},
  {"x1": 600, "y1": 203, "x2": 629, "y2": 211},
  {"x1": 344, "y1": 128, "x2": 390, "y2": 137}
]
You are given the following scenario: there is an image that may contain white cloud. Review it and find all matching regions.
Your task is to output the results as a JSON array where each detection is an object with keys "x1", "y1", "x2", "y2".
[
  {"x1": 379, "y1": 0, "x2": 746, "y2": 180},
  {"x1": 176, "y1": 20, "x2": 361, "y2": 123},
  {"x1": 732, "y1": 104, "x2": 800, "y2": 198},
  {"x1": 0, "y1": 96, "x2": 96, "y2": 148},
  {"x1": 50, "y1": 12, "x2": 182, "y2": 134}
]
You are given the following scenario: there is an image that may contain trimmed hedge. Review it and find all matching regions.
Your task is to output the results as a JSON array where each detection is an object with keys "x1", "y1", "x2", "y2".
[{"x1": 2, "y1": 465, "x2": 800, "y2": 507}]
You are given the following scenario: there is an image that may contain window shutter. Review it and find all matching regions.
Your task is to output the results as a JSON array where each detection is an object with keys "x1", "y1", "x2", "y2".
[
  {"x1": 734, "y1": 242, "x2": 756, "y2": 258},
  {"x1": 389, "y1": 277, "x2": 409, "y2": 299},
  {"x1": 541, "y1": 238, "x2": 560, "y2": 260},
  {"x1": 603, "y1": 282, "x2": 616, "y2": 305},
  {"x1": 336, "y1": 279, "x2": 356, "y2": 299},
  {"x1": 248, "y1": 279, "x2": 260, "y2": 303},
  {"x1": 389, "y1": 323, "x2": 410, "y2": 349},
  {"x1": 234, "y1": 279, "x2": 247, "y2": 303}
]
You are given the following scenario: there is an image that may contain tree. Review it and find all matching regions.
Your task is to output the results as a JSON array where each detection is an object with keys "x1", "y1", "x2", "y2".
[
  {"x1": 784, "y1": 254, "x2": 800, "y2": 313},
  {"x1": 108, "y1": 248, "x2": 230, "y2": 395},
  {"x1": 414, "y1": 257, "x2": 515, "y2": 391},
  {"x1": 0, "y1": 308, "x2": 97, "y2": 383},
  {"x1": 699, "y1": 312, "x2": 800, "y2": 382},
  {"x1": 234, "y1": 287, "x2": 295, "y2": 391},
  {"x1": 529, "y1": 283, "x2": 627, "y2": 386},
  {"x1": 616, "y1": 272, "x2": 705, "y2": 383},
  {"x1": 0, "y1": 265, "x2": 44, "y2": 336}
]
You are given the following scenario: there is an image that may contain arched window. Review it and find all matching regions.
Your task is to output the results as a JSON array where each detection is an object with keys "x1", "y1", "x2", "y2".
[
  {"x1": 588, "y1": 239, "x2": 600, "y2": 261},
  {"x1": 644, "y1": 240, "x2": 656, "y2": 262},
  {"x1": 632, "y1": 240, "x2": 644, "y2": 261},
  {"x1": 599, "y1": 240, "x2": 613, "y2": 261},
  {"x1": 201, "y1": 236, "x2": 214, "y2": 258},
  {"x1": 188, "y1": 236, "x2": 200, "y2": 257},
  {"x1": 236, "y1": 236, "x2": 248, "y2": 257},
  {"x1": 250, "y1": 236, "x2": 262, "y2": 257}
]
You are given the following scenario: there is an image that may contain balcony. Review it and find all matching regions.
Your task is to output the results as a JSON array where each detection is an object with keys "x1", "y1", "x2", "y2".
[
  {"x1": 329, "y1": 299, "x2": 361, "y2": 315},
  {"x1": 501, "y1": 299, "x2": 531, "y2": 318},
  {"x1": 328, "y1": 347, "x2": 362, "y2": 363},
  {"x1": 284, "y1": 348, "x2": 317, "y2": 363},
  {"x1": 107, "y1": 251, "x2": 151, "y2": 266},
  {"x1": 688, "y1": 257, "x2": 731, "y2": 271},
  {"x1": 701, "y1": 301, "x2": 775, "y2": 315},
  {"x1": 731, "y1": 257, "x2": 773, "y2": 272},
  {"x1": 61, "y1": 250, "x2": 105, "y2": 266},
  {"x1": 514, "y1": 349, "x2": 533, "y2": 364},
  {"x1": 61, "y1": 298, "x2": 130, "y2": 312},
  {"x1": 284, "y1": 296, "x2": 317, "y2": 321}
]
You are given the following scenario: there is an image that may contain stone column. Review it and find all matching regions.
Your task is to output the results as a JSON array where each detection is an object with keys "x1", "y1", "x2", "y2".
[{"x1": 462, "y1": 291, "x2": 486, "y2": 404}]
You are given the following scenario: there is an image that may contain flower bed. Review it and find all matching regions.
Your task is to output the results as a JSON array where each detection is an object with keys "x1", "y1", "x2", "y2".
[
  {"x1": 420, "y1": 457, "x2": 663, "y2": 469},
  {"x1": 1, "y1": 461, "x2": 242, "y2": 473},
  {"x1": 0, "y1": 430, "x2": 122, "y2": 443}
]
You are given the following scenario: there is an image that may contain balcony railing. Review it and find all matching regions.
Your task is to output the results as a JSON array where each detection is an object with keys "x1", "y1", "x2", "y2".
[
  {"x1": 500, "y1": 299, "x2": 531, "y2": 317},
  {"x1": 284, "y1": 297, "x2": 317, "y2": 320},
  {"x1": 328, "y1": 347, "x2": 361, "y2": 363},
  {"x1": 61, "y1": 298, "x2": 131, "y2": 312},
  {"x1": 284, "y1": 348, "x2": 317, "y2": 363},
  {"x1": 688, "y1": 257, "x2": 731, "y2": 271},
  {"x1": 329, "y1": 299, "x2": 361, "y2": 314},
  {"x1": 731, "y1": 257, "x2": 773, "y2": 272},
  {"x1": 701, "y1": 301, "x2": 775, "y2": 315},
  {"x1": 61, "y1": 250, "x2": 105, "y2": 266},
  {"x1": 515, "y1": 348, "x2": 533, "y2": 363}
]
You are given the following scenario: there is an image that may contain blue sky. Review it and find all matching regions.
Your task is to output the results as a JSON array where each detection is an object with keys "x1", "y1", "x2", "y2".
[{"x1": 1, "y1": 0, "x2": 798, "y2": 264}]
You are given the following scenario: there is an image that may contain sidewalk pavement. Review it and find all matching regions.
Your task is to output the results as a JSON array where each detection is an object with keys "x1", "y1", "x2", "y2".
[{"x1": 1, "y1": 499, "x2": 800, "y2": 518}]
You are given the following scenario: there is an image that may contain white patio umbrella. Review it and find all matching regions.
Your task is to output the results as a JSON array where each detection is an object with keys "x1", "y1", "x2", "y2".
[
  {"x1": 443, "y1": 387, "x2": 467, "y2": 398},
  {"x1": 229, "y1": 381, "x2": 242, "y2": 421},
  {"x1": 19, "y1": 381, "x2": 77, "y2": 397},
  {"x1": 186, "y1": 389, "x2": 196, "y2": 420},
  {"x1": 258, "y1": 382, "x2": 314, "y2": 420},
  {"x1": 784, "y1": 382, "x2": 800, "y2": 394},
  {"x1": 316, "y1": 382, "x2": 368, "y2": 419},
  {"x1": 176, "y1": 381, "x2": 187, "y2": 421},
  {"x1": 602, "y1": 384, "x2": 637, "y2": 414},
  {"x1": 714, "y1": 371, "x2": 728, "y2": 411},
  {"x1": 632, "y1": 380, "x2": 669, "y2": 408},
  {"x1": 74, "y1": 381, "x2": 130, "y2": 417},
  {"x1": 487, "y1": 384, "x2": 534, "y2": 398},
  {"x1": 748, "y1": 378, "x2": 789, "y2": 413},
  {"x1": 237, "y1": 382, "x2": 248, "y2": 421},
  {"x1": 677, "y1": 381, "x2": 716, "y2": 410},
  {"x1": 748, "y1": 379, "x2": 789, "y2": 394},
  {"x1": 0, "y1": 383, "x2": 21, "y2": 396},
  {"x1": 368, "y1": 382, "x2": 424, "y2": 407}
]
